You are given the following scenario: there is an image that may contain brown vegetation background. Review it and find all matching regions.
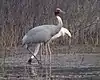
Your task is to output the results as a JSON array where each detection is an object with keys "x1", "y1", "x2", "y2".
[{"x1": 0, "y1": 0, "x2": 100, "y2": 48}]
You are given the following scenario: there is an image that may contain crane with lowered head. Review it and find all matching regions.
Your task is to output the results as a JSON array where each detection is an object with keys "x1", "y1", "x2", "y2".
[{"x1": 30, "y1": 27, "x2": 72, "y2": 63}]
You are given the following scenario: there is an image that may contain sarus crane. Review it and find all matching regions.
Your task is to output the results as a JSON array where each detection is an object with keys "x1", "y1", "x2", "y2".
[
  {"x1": 29, "y1": 27, "x2": 72, "y2": 63},
  {"x1": 22, "y1": 8, "x2": 65, "y2": 64}
]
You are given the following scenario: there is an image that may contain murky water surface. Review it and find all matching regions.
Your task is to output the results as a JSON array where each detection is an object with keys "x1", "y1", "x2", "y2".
[{"x1": 0, "y1": 47, "x2": 100, "y2": 80}]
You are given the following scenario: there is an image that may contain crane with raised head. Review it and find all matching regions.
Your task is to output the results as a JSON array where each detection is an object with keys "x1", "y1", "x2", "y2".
[{"x1": 22, "y1": 8, "x2": 65, "y2": 64}]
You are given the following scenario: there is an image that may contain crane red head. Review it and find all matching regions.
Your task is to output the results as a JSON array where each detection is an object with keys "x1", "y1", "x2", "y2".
[{"x1": 55, "y1": 8, "x2": 65, "y2": 16}]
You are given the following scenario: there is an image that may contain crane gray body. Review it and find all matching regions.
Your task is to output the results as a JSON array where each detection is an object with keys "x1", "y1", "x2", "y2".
[{"x1": 22, "y1": 24, "x2": 61, "y2": 45}]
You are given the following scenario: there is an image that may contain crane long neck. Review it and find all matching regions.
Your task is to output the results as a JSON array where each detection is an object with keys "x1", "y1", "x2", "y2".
[{"x1": 56, "y1": 16, "x2": 63, "y2": 28}]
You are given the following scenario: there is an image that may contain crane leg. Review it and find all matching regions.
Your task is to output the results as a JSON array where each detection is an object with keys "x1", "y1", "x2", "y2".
[
  {"x1": 47, "y1": 43, "x2": 52, "y2": 79},
  {"x1": 27, "y1": 46, "x2": 41, "y2": 65},
  {"x1": 30, "y1": 44, "x2": 40, "y2": 60},
  {"x1": 45, "y1": 44, "x2": 49, "y2": 80},
  {"x1": 40, "y1": 43, "x2": 43, "y2": 61}
]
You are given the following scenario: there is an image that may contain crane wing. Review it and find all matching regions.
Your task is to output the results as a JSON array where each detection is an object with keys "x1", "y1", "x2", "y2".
[{"x1": 22, "y1": 25, "x2": 60, "y2": 44}]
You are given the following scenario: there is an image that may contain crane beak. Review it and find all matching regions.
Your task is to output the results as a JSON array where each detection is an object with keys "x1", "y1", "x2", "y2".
[
  {"x1": 60, "y1": 10, "x2": 65, "y2": 14},
  {"x1": 65, "y1": 30, "x2": 72, "y2": 37}
]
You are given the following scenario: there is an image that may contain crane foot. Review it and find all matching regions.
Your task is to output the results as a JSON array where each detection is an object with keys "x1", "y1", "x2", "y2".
[
  {"x1": 27, "y1": 58, "x2": 42, "y2": 68},
  {"x1": 27, "y1": 58, "x2": 32, "y2": 64}
]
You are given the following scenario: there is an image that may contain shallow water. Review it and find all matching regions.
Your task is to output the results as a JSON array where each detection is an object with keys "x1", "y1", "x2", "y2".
[
  {"x1": 0, "y1": 65, "x2": 100, "y2": 80},
  {"x1": 0, "y1": 47, "x2": 100, "y2": 80}
]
